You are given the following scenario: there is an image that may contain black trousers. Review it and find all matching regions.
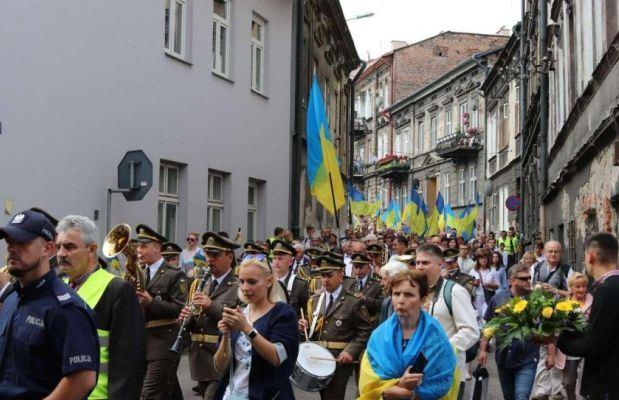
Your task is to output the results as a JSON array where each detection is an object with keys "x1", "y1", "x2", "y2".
[{"x1": 141, "y1": 358, "x2": 181, "y2": 400}]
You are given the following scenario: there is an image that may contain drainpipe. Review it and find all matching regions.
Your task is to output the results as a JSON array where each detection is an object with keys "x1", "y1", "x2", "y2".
[
  {"x1": 348, "y1": 60, "x2": 367, "y2": 225},
  {"x1": 290, "y1": 0, "x2": 304, "y2": 238},
  {"x1": 539, "y1": 0, "x2": 549, "y2": 240},
  {"x1": 518, "y1": 0, "x2": 528, "y2": 241}
]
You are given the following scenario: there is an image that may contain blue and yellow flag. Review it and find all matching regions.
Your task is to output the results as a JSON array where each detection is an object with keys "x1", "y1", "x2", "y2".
[
  {"x1": 307, "y1": 76, "x2": 345, "y2": 215},
  {"x1": 426, "y1": 192, "x2": 444, "y2": 236},
  {"x1": 402, "y1": 190, "x2": 427, "y2": 236},
  {"x1": 381, "y1": 201, "x2": 401, "y2": 229},
  {"x1": 347, "y1": 183, "x2": 381, "y2": 217}
]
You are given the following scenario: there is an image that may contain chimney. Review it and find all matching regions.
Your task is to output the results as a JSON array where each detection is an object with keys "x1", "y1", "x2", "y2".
[{"x1": 391, "y1": 40, "x2": 408, "y2": 51}]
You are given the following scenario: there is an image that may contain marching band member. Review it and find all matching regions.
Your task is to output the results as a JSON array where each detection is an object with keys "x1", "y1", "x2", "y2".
[
  {"x1": 299, "y1": 255, "x2": 373, "y2": 400},
  {"x1": 56, "y1": 215, "x2": 146, "y2": 399},
  {"x1": 270, "y1": 239, "x2": 309, "y2": 318},
  {"x1": 178, "y1": 232, "x2": 240, "y2": 399},
  {"x1": 135, "y1": 225, "x2": 187, "y2": 400}
]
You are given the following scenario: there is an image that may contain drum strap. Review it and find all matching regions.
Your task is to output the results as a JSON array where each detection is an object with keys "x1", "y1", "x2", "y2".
[{"x1": 309, "y1": 292, "x2": 325, "y2": 338}]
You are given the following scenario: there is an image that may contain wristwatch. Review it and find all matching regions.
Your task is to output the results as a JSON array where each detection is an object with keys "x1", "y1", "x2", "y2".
[{"x1": 247, "y1": 328, "x2": 258, "y2": 340}]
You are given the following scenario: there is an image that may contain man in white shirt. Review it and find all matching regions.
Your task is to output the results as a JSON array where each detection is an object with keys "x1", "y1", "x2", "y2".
[
  {"x1": 457, "y1": 244, "x2": 476, "y2": 274},
  {"x1": 416, "y1": 243, "x2": 479, "y2": 399}
]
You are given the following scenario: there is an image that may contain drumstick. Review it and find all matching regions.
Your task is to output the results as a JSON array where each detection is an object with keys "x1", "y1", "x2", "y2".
[
  {"x1": 300, "y1": 309, "x2": 309, "y2": 342},
  {"x1": 310, "y1": 356, "x2": 359, "y2": 364}
]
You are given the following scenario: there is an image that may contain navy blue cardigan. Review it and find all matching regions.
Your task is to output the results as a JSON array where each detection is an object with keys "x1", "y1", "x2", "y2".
[{"x1": 215, "y1": 302, "x2": 300, "y2": 400}]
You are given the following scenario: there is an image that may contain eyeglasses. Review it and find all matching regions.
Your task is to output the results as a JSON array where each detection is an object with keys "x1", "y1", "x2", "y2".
[
  {"x1": 514, "y1": 276, "x2": 532, "y2": 281},
  {"x1": 186, "y1": 237, "x2": 196, "y2": 242},
  {"x1": 242, "y1": 253, "x2": 272, "y2": 270}
]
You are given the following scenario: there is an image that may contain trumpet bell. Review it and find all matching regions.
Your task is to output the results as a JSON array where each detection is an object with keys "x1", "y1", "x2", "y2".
[{"x1": 102, "y1": 223, "x2": 131, "y2": 258}]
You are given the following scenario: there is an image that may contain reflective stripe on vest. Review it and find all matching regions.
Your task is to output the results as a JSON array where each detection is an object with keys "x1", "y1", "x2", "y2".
[{"x1": 75, "y1": 269, "x2": 116, "y2": 400}]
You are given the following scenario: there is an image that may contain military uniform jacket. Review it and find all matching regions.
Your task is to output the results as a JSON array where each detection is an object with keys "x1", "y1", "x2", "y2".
[
  {"x1": 446, "y1": 268, "x2": 476, "y2": 298},
  {"x1": 355, "y1": 275, "x2": 383, "y2": 321},
  {"x1": 307, "y1": 288, "x2": 372, "y2": 360},
  {"x1": 282, "y1": 272, "x2": 308, "y2": 318},
  {"x1": 188, "y1": 270, "x2": 239, "y2": 381},
  {"x1": 143, "y1": 261, "x2": 187, "y2": 361}
]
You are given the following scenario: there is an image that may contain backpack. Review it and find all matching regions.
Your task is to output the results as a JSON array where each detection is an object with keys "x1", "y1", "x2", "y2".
[{"x1": 435, "y1": 278, "x2": 480, "y2": 362}]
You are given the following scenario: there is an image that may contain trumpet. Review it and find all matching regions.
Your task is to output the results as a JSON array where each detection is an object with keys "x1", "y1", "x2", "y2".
[
  {"x1": 170, "y1": 265, "x2": 212, "y2": 354},
  {"x1": 102, "y1": 224, "x2": 144, "y2": 291}
]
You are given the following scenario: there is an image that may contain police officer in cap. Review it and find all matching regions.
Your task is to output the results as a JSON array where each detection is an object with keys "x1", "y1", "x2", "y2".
[
  {"x1": 300, "y1": 255, "x2": 372, "y2": 400},
  {"x1": 135, "y1": 225, "x2": 187, "y2": 400},
  {"x1": 0, "y1": 210, "x2": 99, "y2": 399},
  {"x1": 270, "y1": 239, "x2": 308, "y2": 318},
  {"x1": 443, "y1": 247, "x2": 475, "y2": 298},
  {"x1": 178, "y1": 232, "x2": 240, "y2": 399}
]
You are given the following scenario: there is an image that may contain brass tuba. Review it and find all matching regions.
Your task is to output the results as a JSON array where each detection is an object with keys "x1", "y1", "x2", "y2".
[{"x1": 102, "y1": 224, "x2": 144, "y2": 291}]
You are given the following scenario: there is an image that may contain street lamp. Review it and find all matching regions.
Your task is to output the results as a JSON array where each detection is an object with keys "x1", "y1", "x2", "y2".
[{"x1": 346, "y1": 12, "x2": 375, "y2": 21}]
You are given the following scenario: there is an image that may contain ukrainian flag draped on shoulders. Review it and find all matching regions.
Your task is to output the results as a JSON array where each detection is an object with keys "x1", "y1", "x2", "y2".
[
  {"x1": 359, "y1": 311, "x2": 460, "y2": 400},
  {"x1": 306, "y1": 76, "x2": 345, "y2": 215}
]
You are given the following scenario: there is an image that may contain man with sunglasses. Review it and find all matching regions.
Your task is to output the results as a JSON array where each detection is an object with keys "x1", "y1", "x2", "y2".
[
  {"x1": 179, "y1": 232, "x2": 239, "y2": 399},
  {"x1": 479, "y1": 263, "x2": 539, "y2": 400},
  {"x1": 270, "y1": 239, "x2": 308, "y2": 318}
]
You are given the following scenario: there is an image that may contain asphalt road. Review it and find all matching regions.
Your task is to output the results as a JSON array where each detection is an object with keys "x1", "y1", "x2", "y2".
[{"x1": 177, "y1": 349, "x2": 504, "y2": 399}]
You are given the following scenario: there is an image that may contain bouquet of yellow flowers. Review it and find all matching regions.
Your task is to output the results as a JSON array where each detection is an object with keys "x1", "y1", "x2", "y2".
[{"x1": 483, "y1": 289, "x2": 587, "y2": 349}]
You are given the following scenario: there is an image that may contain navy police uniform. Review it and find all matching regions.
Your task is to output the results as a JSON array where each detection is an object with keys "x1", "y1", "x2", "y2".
[{"x1": 0, "y1": 269, "x2": 99, "y2": 399}]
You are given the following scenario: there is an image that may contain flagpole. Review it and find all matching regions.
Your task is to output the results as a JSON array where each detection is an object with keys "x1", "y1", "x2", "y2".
[{"x1": 328, "y1": 172, "x2": 341, "y2": 238}]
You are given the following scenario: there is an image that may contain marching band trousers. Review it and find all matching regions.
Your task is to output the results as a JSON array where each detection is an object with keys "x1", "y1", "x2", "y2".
[
  {"x1": 320, "y1": 363, "x2": 354, "y2": 400},
  {"x1": 141, "y1": 357, "x2": 181, "y2": 400}
]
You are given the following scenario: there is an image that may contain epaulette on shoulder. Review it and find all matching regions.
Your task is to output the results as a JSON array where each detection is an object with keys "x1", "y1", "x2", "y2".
[
  {"x1": 166, "y1": 263, "x2": 181, "y2": 271},
  {"x1": 370, "y1": 276, "x2": 381, "y2": 283},
  {"x1": 52, "y1": 281, "x2": 80, "y2": 307},
  {"x1": 345, "y1": 289, "x2": 363, "y2": 299}
]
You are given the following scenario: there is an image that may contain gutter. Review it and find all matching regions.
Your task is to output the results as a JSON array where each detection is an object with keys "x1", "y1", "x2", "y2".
[{"x1": 348, "y1": 60, "x2": 367, "y2": 225}]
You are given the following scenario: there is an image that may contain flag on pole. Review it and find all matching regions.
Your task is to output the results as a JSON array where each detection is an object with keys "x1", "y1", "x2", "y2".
[
  {"x1": 306, "y1": 76, "x2": 345, "y2": 215},
  {"x1": 381, "y1": 201, "x2": 401, "y2": 229},
  {"x1": 347, "y1": 183, "x2": 381, "y2": 217}
]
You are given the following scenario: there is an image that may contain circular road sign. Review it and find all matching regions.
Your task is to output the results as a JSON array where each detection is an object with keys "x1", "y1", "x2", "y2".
[{"x1": 505, "y1": 195, "x2": 522, "y2": 211}]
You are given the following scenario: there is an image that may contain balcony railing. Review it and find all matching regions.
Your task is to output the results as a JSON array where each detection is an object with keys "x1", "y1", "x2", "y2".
[
  {"x1": 435, "y1": 132, "x2": 482, "y2": 160},
  {"x1": 353, "y1": 118, "x2": 370, "y2": 137},
  {"x1": 375, "y1": 154, "x2": 410, "y2": 180}
]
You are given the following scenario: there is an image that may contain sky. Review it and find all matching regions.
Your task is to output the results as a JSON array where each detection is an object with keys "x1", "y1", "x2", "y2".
[{"x1": 340, "y1": 0, "x2": 522, "y2": 60}]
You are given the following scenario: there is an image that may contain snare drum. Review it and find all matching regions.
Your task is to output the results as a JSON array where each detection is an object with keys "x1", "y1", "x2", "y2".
[{"x1": 290, "y1": 342, "x2": 336, "y2": 392}]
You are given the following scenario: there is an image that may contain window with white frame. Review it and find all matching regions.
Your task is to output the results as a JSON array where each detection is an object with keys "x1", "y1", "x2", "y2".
[
  {"x1": 417, "y1": 120, "x2": 424, "y2": 153},
  {"x1": 365, "y1": 90, "x2": 372, "y2": 118},
  {"x1": 247, "y1": 181, "x2": 258, "y2": 241},
  {"x1": 430, "y1": 116, "x2": 438, "y2": 148},
  {"x1": 498, "y1": 185, "x2": 509, "y2": 230},
  {"x1": 471, "y1": 106, "x2": 479, "y2": 129},
  {"x1": 443, "y1": 173, "x2": 451, "y2": 204},
  {"x1": 395, "y1": 130, "x2": 402, "y2": 155},
  {"x1": 445, "y1": 108, "x2": 452, "y2": 136},
  {"x1": 164, "y1": 0, "x2": 187, "y2": 57},
  {"x1": 158, "y1": 163, "x2": 180, "y2": 241},
  {"x1": 459, "y1": 102, "x2": 468, "y2": 130},
  {"x1": 250, "y1": 16, "x2": 265, "y2": 93},
  {"x1": 469, "y1": 165, "x2": 477, "y2": 202},
  {"x1": 458, "y1": 168, "x2": 466, "y2": 205},
  {"x1": 487, "y1": 109, "x2": 497, "y2": 158},
  {"x1": 402, "y1": 127, "x2": 410, "y2": 156},
  {"x1": 208, "y1": 172, "x2": 225, "y2": 232},
  {"x1": 213, "y1": 0, "x2": 230, "y2": 76},
  {"x1": 490, "y1": 192, "x2": 498, "y2": 229}
]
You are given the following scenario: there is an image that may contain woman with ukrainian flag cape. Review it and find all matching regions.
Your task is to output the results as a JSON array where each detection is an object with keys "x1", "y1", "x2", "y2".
[{"x1": 359, "y1": 270, "x2": 460, "y2": 400}]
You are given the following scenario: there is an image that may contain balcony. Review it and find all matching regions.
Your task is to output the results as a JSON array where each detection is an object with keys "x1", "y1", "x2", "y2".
[
  {"x1": 353, "y1": 118, "x2": 370, "y2": 138},
  {"x1": 376, "y1": 154, "x2": 410, "y2": 181},
  {"x1": 352, "y1": 161, "x2": 365, "y2": 182},
  {"x1": 435, "y1": 131, "x2": 482, "y2": 160}
]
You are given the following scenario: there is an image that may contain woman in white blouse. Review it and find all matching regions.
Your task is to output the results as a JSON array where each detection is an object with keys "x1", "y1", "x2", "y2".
[
  {"x1": 214, "y1": 255, "x2": 299, "y2": 400},
  {"x1": 469, "y1": 249, "x2": 500, "y2": 325}
]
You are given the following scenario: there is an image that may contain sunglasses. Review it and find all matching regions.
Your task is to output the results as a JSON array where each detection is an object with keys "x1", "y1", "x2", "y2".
[
  {"x1": 242, "y1": 253, "x2": 272, "y2": 269},
  {"x1": 514, "y1": 276, "x2": 532, "y2": 281},
  {"x1": 186, "y1": 237, "x2": 197, "y2": 242}
]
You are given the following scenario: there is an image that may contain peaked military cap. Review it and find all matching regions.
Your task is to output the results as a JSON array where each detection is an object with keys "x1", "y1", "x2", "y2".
[
  {"x1": 443, "y1": 247, "x2": 459, "y2": 262},
  {"x1": 315, "y1": 255, "x2": 345, "y2": 272},
  {"x1": 202, "y1": 231, "x2": 240, "y2": 252},
  {"x1": 162, "y1": 242, "x2": 182, "y2": 256},
  {"x1": 366, "y1": 244, "x2": 383, "y2": 255},
  {"x1": 350, "y1": 252, "x2": 371, "y2": 265},
  {"x1": 404, "y1": 248, "x2": 417, "y2": 259},
  {"x1": 243, "y1": 241, "x2": 266, "y2": 254},
  {"x1": 270, "y1": 239, "x2": 294, "y2": 255},
  {"x1": 135, "y1": 224, "x2": 166, "y2": 243},
  {"x1": 322, "y1": 250, "x2": 344, "y2": 262},
  {"x1": 305, "y1": 247, "x2": 323, "y2": 259}
]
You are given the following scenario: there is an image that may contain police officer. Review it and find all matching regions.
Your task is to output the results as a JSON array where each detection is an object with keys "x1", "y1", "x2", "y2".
[
  {"x1": 179, "y1": 232, "x2": 240, "y2": 399},
  {"x1": 443, "y1": 247, "x2": 475, "y2": 298},
  {"x1": 350, "y1": 253, "x2": 383, "y2": 324},
  {"x1": 135, "y1": 225, "x2": 187, "y2": 400},
  {"x1": 0, "y1": 210, "x2": 99, "y2": 399},
  {"x1": 300, "y1": 256, "x2": 372, "y2": 400},
  {"x1": 56, "y1": 215, "x2": 146, "y2": 399},
  {"x1": 162, "y1": 242, "x2": 182, "y2": 267},
  {"x1": 270, "y1": 239, "x2": 308, "y2": 318}
]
